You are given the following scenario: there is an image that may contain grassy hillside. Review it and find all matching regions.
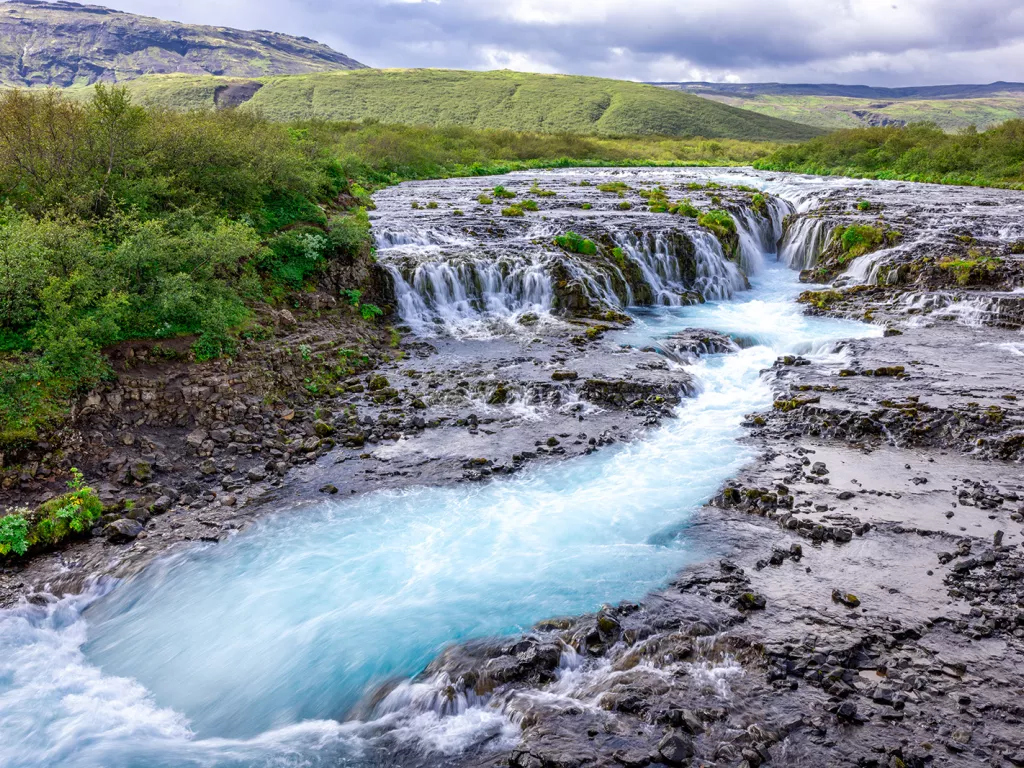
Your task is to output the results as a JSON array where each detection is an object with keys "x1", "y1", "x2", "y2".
[
  {"x1": 656, "y1": 82, "x2": 1024, "y2": 131},
  {"x1": 755, "y1": 121, "x2": 1024, "y2": 188},
  {"x1": 81, "y1": 69, "x2": 824, "y2": 141},
  {"x1": 0, "y1": 0, "x2": 365, "y2": 88}
]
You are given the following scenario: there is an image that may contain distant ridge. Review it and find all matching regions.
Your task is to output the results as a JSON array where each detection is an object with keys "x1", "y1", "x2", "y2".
[
  {"x1": 651, "y1": 81, "x2": 1024, "y2": 100},
  {"x1": 0, "y1": 0, "x2": 366, "y2": 87},
  {"x1": 651, "y1": 81, "x2": 1024, "y2": 131}
]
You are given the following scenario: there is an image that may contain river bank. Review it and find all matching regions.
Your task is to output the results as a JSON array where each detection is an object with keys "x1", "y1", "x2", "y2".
[{"x1": 1, "y1": 168, "x2": 1022, "y2": 768}]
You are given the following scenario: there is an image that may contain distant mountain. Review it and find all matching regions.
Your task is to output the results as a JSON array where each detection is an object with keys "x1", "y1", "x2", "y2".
[
  {"x1": 0, "y1": 0, "x2": 366, "y2": 88},
  {"x1": 653, "y1": 81, "x2": 1024, "y2": 100},
  {"x1": 652, "y1": 81, "x2": 1024, "y2": 131},
  {"x1": 86, "y1": 68, "x2": 825, "y2": 141}
]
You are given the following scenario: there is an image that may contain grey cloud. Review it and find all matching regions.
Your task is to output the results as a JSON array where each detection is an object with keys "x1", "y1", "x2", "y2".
[{"x1": 112, "y1": 0, "x2": 1024, "y2": 84}]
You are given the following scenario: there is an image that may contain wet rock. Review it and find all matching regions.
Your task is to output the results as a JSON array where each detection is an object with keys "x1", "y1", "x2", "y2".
[
  {"x1": 319, "y1": 484, "x2": 339, "y2": 494},
  {"x1": 104, "y1": 518, "x2": 143, "y2": 542},
  {"x1": 657, "y1": 730, "x2": 694, "y2": 765},
  {"x1": 831, "y1": 589, "x2": 861, "y2": 608},
  {"x1": 735, "y1": 592, "x2": 767, "y2": 610},
  {"x1": 313, "y1": 420, "x2": 335, "y2": 437}
]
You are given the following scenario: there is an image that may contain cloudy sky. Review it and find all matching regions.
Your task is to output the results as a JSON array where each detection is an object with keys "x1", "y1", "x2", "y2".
[{"x1": 113, "y1": 0, "x2": 1024, "y2": 85}]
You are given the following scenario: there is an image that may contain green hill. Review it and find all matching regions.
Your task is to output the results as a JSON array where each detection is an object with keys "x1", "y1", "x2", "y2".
[
  {"x1": 655, "y1": 82, "x2": 1024, "y2": 131},
  {"x1": 80, "y1": 69, "x2": 824, "y2": 141}
]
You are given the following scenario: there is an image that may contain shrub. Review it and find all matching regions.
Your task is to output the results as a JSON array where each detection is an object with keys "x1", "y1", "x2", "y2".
[
  {"x1": 520, "y1": 199, "x2": 539, "y2": 211},
  {"x1": 553, "y1": 231, "x2": 598, "y2": 255},
  {"x1": 856, "y1": 199, "x2": 872, "y2": 211},
  {"x1": 493, "y1": 185, "x2": 516, "y2": 199},
  {"x1": 671, "y1": 198, "x2": 700, "y2": 217},
  {"x1": 0, "y1": 468, "x2": 103, "y2": 557},
  {"x1": 360, "y1": 303, "x2": 384, "y2": 321},
  {"x1": 501, "y1": 205, "x2": 524, "y2": 217},
  {"x1": 697, "y1": 209, "x2": 737, "y2": 238},
  {"x1": 832, "y1": 224, "x2": 886, "y2": 261},
  {"x1": 477, "y1": 194, "x2": 494, "y2": 204},
  {"x1": 640, "y1": 187, "x2": 671, "y2": 212},
  {"x1": 597, "y1": 181, "x2": 629, "y2": 192},
  {"x1": 0, "y1": 513, "x2": 29, "y2": 556},
  {"x1": 751, "y1": 192, "x2": 768, "y2": 215},
  {"x1": 581, "y1": 202, "x2": 593, "y2": 210},
  {"x1": 618, "y1": 201, "x2": 632, "y2": 210},
  {"x1": 426, "y1": 201, "x2": 439, "y2": 209}
]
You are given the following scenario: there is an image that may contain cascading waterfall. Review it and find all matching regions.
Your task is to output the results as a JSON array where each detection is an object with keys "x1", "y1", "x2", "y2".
[
  {"x1": 779, "y1": 216, "x2": 832, "y2": 269},
  {"x1": 0, "y1": 168, "x2": 899, "y2": 768},
  {"x1": 374, "y1": 176, "x2": 791, "y2": 335}
]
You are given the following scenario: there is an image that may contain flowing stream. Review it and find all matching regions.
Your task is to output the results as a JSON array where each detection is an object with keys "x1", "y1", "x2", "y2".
[{"x1": 0, "y1": 169, "x2": 884, "y2": 768}]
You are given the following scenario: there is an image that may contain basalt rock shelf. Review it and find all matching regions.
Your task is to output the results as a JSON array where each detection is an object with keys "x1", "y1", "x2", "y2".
[{"x1": 1, "y1": 169, "x2": 1023, "y2": 768}]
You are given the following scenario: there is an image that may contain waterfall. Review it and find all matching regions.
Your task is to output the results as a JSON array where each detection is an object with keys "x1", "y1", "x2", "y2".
[
  {"x1": 778, "y1": 217, "x2": 832, "y2": 269},
  {"x1": 385, "y1": 257, "x2": 555, "y2": 335},
  {"x1": 372, "y1": 173, "x2": 794, "y2": 335}
]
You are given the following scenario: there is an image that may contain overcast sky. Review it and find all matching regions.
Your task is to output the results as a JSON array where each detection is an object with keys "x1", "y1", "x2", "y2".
[{"x1": 112, "y1": 0, "x2": 1024, "y2": 85}]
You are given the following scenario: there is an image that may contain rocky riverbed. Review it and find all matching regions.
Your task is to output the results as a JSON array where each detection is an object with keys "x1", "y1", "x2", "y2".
[{"x1": 1, "y1": 168, "x2": 1022, "y2": 768}]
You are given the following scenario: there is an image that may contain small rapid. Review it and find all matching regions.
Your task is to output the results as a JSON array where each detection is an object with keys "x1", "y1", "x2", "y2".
[{"x1": 0, "y1": 169, "x2": 884, "y2": 768}]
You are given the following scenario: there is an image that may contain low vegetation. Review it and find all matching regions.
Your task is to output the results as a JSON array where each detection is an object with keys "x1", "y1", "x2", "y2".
[
  {"x1": 697, "y1": 210, "x2": 737, "y2": 238},
  {"x1": 938, "y1": 253, "x2": 1004, "y2": 285},
  {"x1": 0, "y1": 87, "x2": 370, "y2": 443},
  {"x1": 756, "y1": 121, "x2": 1024, "y2": 188},
  {"x1": 553, "y1": 232, "x2": 598, "y2": 255},
  {"x1": 0, "y1": 468, "x2": 102, "y2": 557},
  {"x1": 94, "y1": 68, "x2": 824, "y2": 141}
]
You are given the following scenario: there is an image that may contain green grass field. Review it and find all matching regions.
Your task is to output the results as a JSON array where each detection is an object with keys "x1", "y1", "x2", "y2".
[
  {"x1": 68, "y1": 69, "x2": 823, "y2": 141},
  {"x1": 693, "y1": 93, "x2": 1024, "y2": 131}
]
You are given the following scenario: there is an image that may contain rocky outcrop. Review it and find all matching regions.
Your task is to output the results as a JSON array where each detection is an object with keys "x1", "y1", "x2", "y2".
[{"x1": 0, "y1": 0, "x2": 366, "y2": 88}]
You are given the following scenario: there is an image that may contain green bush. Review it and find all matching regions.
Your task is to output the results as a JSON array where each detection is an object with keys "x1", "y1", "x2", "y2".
[
  {"x1": 477, "y1": 194, "x2": 494, "y2": 204},
  {"x1": 501, "y1": 205, "x2": 524, "y2": 217},
  {"x1": 520, "y1": 199, "x2": 539, "y2": 211},
  {"x1": 832, "y1": 224, "x2": 886, "y2": 261},
  {"x1": 581, "y1": 202, "x2": 593, "y2": 210},
  {"x1": 755, "y1": 120, "x2": 1024, "y2": 189},
  {"x1": 553, "y1": 231, "x2": 598, "y2": 255},
  {"x1": 751, "y1": 193, "x2": 768, "y2": 215},
  {"x1": 618, "y1": 201, "x2": 632, "y2": 210},
  {"x1": 697, "y1": 209, "x2": 737, "y2": 237},
  {"x1": 0, "y1": 468, "x2": 103, "y2": 557},
  {"x1": 640, "y1": 187, "x2": 671, "y2": 212},
  {"x1": 598, "y1": 181, "x2": 629, "y2": 193},
  {"x1": 493, "y1": 185, "x2": 516, "y2": 199},
  {"x1": 671, "y1": 198, "x2": 700, "y2": 217},
  {"x1": 360, "y1": 303, "x2": 384, "y2": 321},
  {"x1": 0, "y1": 513, "x2": 29, "y2": 556}
]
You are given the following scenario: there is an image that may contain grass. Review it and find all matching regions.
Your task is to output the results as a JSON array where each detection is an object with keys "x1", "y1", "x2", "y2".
[
  {"x1": 72, "y1": 69, "x2": 824, "y2": 141},
  {"x1": 755, "y1": 120, "x2": 1024, "y2": 189},
  {"x1": 686, "y1": 92, "x2": 1024, "y2": 132}
]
